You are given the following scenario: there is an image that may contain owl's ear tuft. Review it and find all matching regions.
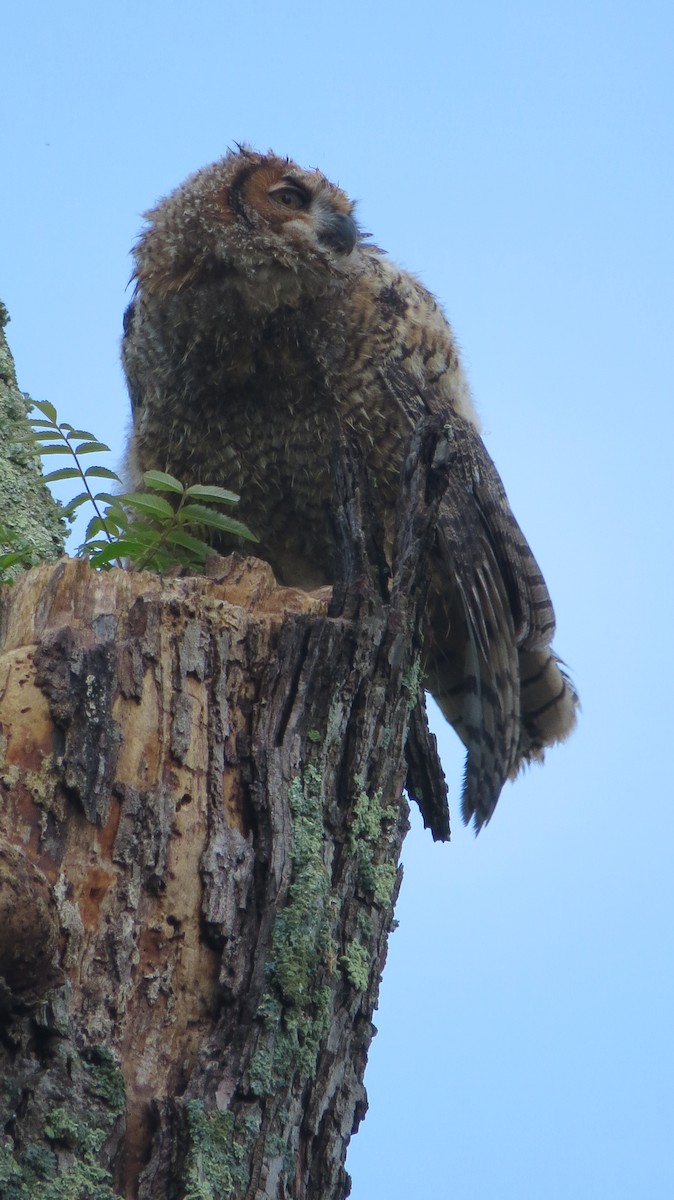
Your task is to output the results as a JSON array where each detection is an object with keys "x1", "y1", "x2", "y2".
[{"x1": 231, "y1": 141, "x2": 258, "y2": 159}]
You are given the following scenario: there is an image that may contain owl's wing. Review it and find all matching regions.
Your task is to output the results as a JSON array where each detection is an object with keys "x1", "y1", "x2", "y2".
[
  {"x1": 380, "y1": 365, "x2": 562, "y2": 830},
  {"x1": 438, "y1": 412, "x2": 556, "y2": 653}
]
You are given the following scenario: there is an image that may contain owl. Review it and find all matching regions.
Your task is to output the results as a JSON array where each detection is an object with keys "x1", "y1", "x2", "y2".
[{"x1": 122, "y1": 146, "x2": 578, "y2": 831}]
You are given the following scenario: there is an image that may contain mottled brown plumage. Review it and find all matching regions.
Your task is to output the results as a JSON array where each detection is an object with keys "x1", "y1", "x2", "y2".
[{"x1": 122, "y1": 146, "x2": 578, "y2": 830}]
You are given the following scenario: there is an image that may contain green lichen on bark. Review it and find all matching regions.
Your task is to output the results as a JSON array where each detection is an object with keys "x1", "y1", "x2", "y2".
[
  {"x1": 350, "y1": 783, "x2": 398, "y2": 907},
  {"x1": 0, "y1": 302, "x2": 66, "y2": 568},
  {"x1": 183, "y1": 1102, "x2": 255, "y2": 1200},
  {"x1": 340, "y1": 940, "x2": 370, "y2": 992},
  {"x1": 249, "y1": 758, "x2": 402, "y2": 1107},
  {"x1": 401, "y1": 653, "x2": 422, "y2": 705},
  {"x1": 271, "y1": 768, "x2": 334, "y2": 1006},
  {"x1": 0, "y1": 1044, "x2": 126, "y2": 1200},
  {"x1": 249, "y1": 766, "x2": 336, "y2": 1094}
]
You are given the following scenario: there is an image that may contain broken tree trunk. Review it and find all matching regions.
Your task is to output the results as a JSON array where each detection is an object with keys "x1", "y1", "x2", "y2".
[{"x1": 0, "y1": 421, "x2": 449, "y2": 1200}]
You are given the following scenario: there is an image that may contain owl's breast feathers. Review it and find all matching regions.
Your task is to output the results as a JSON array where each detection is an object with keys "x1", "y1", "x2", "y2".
[{"x1": 123, "y1": 146, "x2": 578, "y2": 830}]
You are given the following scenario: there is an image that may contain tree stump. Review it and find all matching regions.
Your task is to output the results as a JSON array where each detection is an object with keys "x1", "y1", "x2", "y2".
[{"x1": 0, "y1": 422, "x2": 449, "y2": 1199}]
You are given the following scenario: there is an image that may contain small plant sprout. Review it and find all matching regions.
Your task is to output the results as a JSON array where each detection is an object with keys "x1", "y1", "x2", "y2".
[{"x1": 25, "y1": 400, "x2": 256, "y2": 573}]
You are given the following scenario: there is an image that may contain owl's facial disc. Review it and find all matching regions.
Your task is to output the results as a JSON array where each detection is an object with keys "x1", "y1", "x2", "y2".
[
  {"x1": 267, "y1": 181, "x2": 311, "y2": 212},
  {"x1": 266, "y1": 178, "x2": 357, "y2": 254}
]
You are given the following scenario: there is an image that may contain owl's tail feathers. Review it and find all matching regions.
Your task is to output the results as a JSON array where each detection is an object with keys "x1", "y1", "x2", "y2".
[
  {"x1": 514, "y1": 649, "x2": 579, "y2": 769},
  {"x1": 431, "y1": 647, "x2": 578, "y2": 835},
  {"x1": 430, "y1": 642, "x2": 518, "y2": 836}
]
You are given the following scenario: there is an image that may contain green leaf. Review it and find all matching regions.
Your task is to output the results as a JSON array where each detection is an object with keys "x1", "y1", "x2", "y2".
[
  {"x1": 41, "y1": 467, "x2": 82, "y2": 483},
  {"x1": 86, "y1": 540, "x2": 139, "y2": 565},
  {"x1": 94, "y1": 498, "x2": 122, "y2": 514},
  {"x1": 84, "y1": 465, "x2": 122, "y2": 481},
  {"x1": 144, "y1": 558, "x2": 177, "y2": 573},
  {"x1": 0, "y1": 551, "x2": 30, "y2": 570},
  {"x1": 74, "y1": 441, "x2": 112, "y2": 455},
  {"x1": 142, "y1": 470, "x2": 185, "y2": 494},
  {"x1": 65, "y1": 428, "x2": 99, "y2": 440},
  {"x1": 28, "y1": 418, "x2": 59, "y2": 429},
  {"x1": 180, "y1": 503, "x2": 258, "y2": 541},
  {"x1": 120, "y1": 526, "x2": 165, "y2": 546},
  {"x1": 184, "y1": 483, "x2": 240, "y2": 505},
  {"x1": 96, "y1": 522, "x2": 126, "y2": 542},
  {"x1": 164, "y1": 529, "x2": 212, "y2": 555},
  {"x1": 106, "y1": 499, "x2": 130, "y2": 515},
  {"x1": 93, "y1": 516, "x2": 128, "y2": 541},
  {"x1": 31, "y1": 399, "x2": 58, "y2": 422},
  {"x1": 39, "y1": 444, "x2": 73, "y2": 455},
  {"x1": 60, "y1": 492, "x2": 91, "y2": 516},
  {"x1": 120, "y1": 493, "x2": 175, "y2": 519},
  {"x1": 84, "y1": 516, "x2": 108, "y2": 541},
  {"x1": 26, "y1": 431, "x2": 67, "y2": 444}
]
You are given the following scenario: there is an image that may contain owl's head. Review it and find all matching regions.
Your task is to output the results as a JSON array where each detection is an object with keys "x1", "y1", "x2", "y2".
[{"x1": 131, "y1": 147, "x2": 363, "y2": 308}]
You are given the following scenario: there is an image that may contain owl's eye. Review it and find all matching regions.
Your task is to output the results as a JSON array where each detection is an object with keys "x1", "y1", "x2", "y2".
[{"x1": 269, "y1": 185, "x2": 309, "y2": 211}]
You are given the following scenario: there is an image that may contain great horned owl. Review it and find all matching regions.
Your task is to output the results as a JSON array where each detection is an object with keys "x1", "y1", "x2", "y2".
[{"x1": 122, "y1": 146, "x2": 578, "y2": 831}]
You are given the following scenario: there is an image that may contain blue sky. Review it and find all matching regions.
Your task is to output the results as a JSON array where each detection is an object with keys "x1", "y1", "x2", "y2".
[{"x1": 3, "y1": 2, "x2": 673, "y2": 1196}]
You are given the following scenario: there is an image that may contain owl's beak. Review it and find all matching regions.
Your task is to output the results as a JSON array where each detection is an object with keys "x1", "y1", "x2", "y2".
[{"x1": 318, "y1": 211, "x2": 359, "y2": 256}]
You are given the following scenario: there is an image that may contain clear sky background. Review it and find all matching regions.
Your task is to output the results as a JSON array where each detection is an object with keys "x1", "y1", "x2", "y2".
[{"x1": 3, "y1": 2, "x2": 673, "y2": 1196}]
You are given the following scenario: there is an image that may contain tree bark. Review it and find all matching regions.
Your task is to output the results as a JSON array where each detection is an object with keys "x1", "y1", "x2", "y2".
[
  {"x1": 0, "y1": 421, "x2": 449, "y2": 1199},
  {"x1": 0, "y1": 303, "x2": 66, "y2": 568}
]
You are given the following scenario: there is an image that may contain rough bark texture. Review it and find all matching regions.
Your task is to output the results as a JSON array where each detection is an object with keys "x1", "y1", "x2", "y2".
[
  {"x1": 0, "y1": 421, "x2": 449, "y2": 1200},
  {"x1": 0, "y1": 303, "x2": 66, "y2": 567}
]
